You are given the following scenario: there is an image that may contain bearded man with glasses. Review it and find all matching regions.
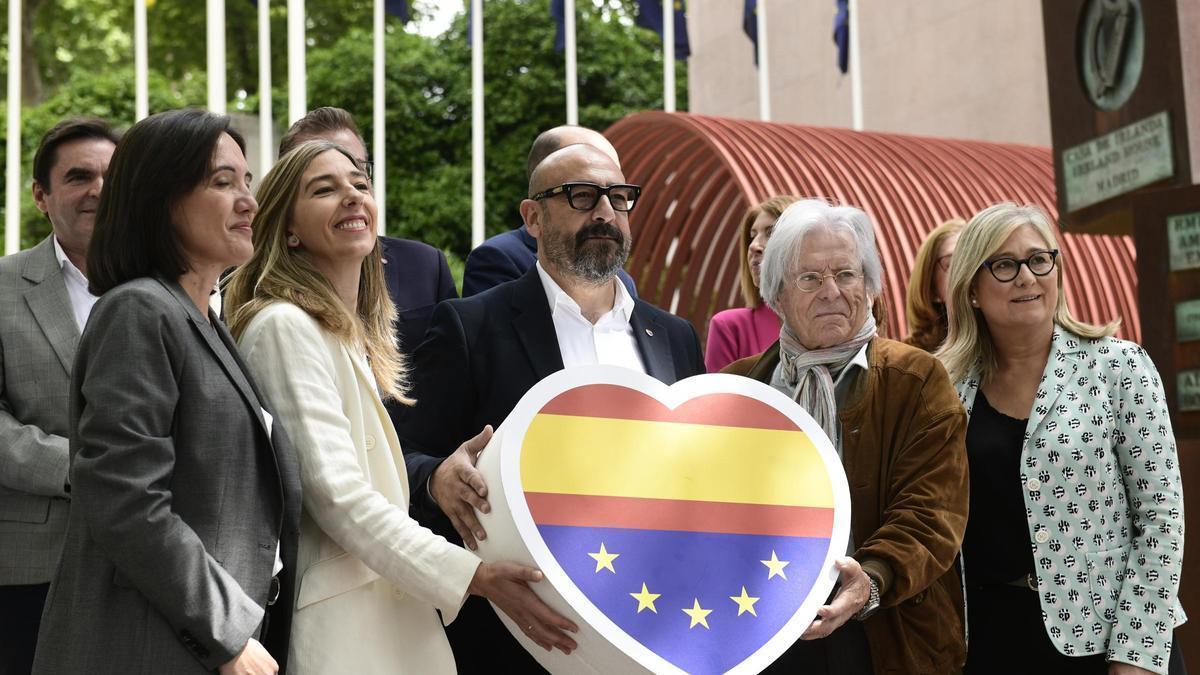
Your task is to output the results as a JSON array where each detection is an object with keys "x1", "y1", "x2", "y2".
[
  {"x1": 394, "y1": 143, "x2": 705, "y2": 672},
  {"x1": 724, "y1": 199, "x2": 969, "y2": 675}
]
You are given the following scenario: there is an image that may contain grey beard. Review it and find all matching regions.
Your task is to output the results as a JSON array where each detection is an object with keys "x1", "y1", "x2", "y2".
[{"x1": 567, "y1": 238, "x2": 630, "y2": 282}]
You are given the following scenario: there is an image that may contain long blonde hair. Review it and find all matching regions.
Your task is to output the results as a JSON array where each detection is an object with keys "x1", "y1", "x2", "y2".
[
  {"x1": 224, "y1": 140, "x2": 411, "y2": 404},
  {"x1": 904, "y1": 218, "x2": 964, "y2": 352},
  {"x1": 936, "y1": 202, "x2": 1118, "y2": 383}
]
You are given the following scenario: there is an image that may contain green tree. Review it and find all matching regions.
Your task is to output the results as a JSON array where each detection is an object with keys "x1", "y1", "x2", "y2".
[
  {"x1": 2, "y1": 0, "x2": 685, "y2": 261},
  {"x1": 363, "y1": 0, "x2": 684, "y2": 257}
]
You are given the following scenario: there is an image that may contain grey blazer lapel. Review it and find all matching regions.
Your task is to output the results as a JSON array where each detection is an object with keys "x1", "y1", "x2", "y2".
[
  {"x1": 22, "y1": 238, "x2": 81, "y2": 375},
  {"x1": 156, "y1": 279, "x2": 269, "y2": 435},
  {"x1": 631, "y1": 304, "x2": 674, "y2": 383}
]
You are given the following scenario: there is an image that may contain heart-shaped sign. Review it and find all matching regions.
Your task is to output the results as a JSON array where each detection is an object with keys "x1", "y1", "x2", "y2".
[{"x1": 474, "y1": 366, "x2": 850, "y2": 674}]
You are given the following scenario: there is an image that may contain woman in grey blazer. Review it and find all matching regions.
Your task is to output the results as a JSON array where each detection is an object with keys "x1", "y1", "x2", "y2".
[
  {"x1": 938, "y1": 203, "x2": 1185, "y2": 675},
  {"x1": 32, "y1": 109, "x2": 301, "y2": 675}
]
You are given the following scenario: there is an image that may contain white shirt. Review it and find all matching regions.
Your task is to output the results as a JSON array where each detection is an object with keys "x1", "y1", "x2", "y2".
[
  {"x1": 535, "y1": 262, "x2": 646, "y2": 374},
  {"x1": 261, "y1": 409, "x2": 284, "y2": 577},
  {"x1": 52, "y1": 237, "x2": 99, "y2": 332}
]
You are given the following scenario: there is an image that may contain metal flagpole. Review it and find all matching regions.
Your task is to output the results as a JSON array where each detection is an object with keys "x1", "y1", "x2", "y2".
[
  {"x1": 471, "y1": 0, "x2": 484, "y2": 248},
  {"x1": 756, "y1": 0, "x2": 770, "y2": 121},
  {"x1": 6, "y1": 0, "x2": 21, "y2": 254},
  {"x1": 373, "y1": 0, "x2": 386, "y2": 234},
  {"x1": 135, "y1": 0, "x2": 149, "y2": 120},
  {"x1": 848, "y1": 0, "x2": 863, "y2": 130},
  {"x1": 206, "y1": 0, "x2": 226, "y2": 113},
  {"x1": 564, "y1": 0, "x2": 577, "y2": 124},
  {"x1": 287, "y1": 0, "x2": 306, "y2": 124},
  {"x1": 259, "y1": 0, "x2": 274, "y2": 177},
  {"x1": 663, "y1": 0, "x2": 675, "y2": 112}
]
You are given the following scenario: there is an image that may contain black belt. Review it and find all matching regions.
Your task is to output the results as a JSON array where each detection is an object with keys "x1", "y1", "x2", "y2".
[
  {"x1": 267, "y1": 576, "x2": 281, "y2": 606},
  {"x1": 969, "y1": 573, "x2": 1037, "y2": 592},
  {"x1": 1004, "y1": 573, "x2": 1037, "y2": 591}
]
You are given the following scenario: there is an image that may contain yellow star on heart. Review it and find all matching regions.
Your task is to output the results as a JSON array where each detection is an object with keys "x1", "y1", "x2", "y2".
[
  {"x1": 682, "y1": 598, "x2": 713, "y2": 629},
  {"x1": 588, "y1": 542, "x2": 619, "y2": 573},
  {"x1": 630, "y1": 582, "x2": 661, "y2": 614},
  {"x1": 761, "y1": 550, "x2": 789, "y2": 580},
  {"x1": 730, "y1": 586, "x2": 760, "y2": 616}
]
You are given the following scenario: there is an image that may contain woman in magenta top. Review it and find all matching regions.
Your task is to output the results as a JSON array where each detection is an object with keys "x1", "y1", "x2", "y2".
[{"x1": 704, "y1": 195, "x2": 798, "y2": 372}]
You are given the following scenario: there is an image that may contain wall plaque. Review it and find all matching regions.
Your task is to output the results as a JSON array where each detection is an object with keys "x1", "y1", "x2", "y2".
[
  {"x1": 1178, "y1": 300, "x2": 1200, "y2": 342},
  {"x1": 1168, "y1": 210, "x2": 1200, "y2": 271},
  {"x1": 1061, "y1": 110, "x2": 1174, "y2": 212},
  {"x1": 1178, "y1": 369, "x2": 1200, "y2": 412}
]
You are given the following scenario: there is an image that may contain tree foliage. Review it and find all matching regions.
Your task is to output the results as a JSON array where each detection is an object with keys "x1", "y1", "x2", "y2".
[{"x1": 2, "y1": 0, "x2": 687, "y2": 260}]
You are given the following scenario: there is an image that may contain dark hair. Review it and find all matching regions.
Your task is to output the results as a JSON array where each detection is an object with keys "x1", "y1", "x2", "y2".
[
  {"x1": 32, "y1": 117, "x2": 121, "y2": 191},
  {"x1": 88, "y1": 108, "x2": 246, "y2": 295},
  {"x1": 278, "y1": 107, "x2": 363, "y2": 157}
]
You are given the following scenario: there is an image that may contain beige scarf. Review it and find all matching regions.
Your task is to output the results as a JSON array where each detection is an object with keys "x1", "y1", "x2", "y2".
[{"x1": 771, "y1": 311, "x2": 877, "y2": 446}]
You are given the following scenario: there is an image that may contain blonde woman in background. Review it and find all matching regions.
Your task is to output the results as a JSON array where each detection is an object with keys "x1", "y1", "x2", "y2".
[
  {"x1": 224, "y1": 141, "x2": 576, "y2": 673},
  {"x1": 903, "y1": 218, "x2": 964, "y2": 352},
  {"x1": 704, "y1": 195, "x2": 797, "y2": 372},
  {"x1": 937, "y1": 202, "x2": 1185, "y2": 675}
]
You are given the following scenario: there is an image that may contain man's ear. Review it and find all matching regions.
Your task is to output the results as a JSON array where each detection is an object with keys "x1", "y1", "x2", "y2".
[
  {"x1": 519, "y1": 199, "x2": 543, "y2": 240},
  {"x1": 31, "y1": 181, "x2": 50, "y2": 215}
]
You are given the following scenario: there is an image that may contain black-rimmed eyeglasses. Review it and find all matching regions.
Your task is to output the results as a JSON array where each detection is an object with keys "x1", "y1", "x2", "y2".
[
  {"x1": 980, "y1": 249, "x2": 1058, "y2": 282},
  {"x1": 531, "y1": 182, "x2": 641, "y2": 213}
]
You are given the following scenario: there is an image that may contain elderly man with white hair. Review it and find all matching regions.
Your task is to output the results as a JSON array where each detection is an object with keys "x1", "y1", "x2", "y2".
[{"x1": 724, "y1": 199, "x2": 969, "y2": 674}]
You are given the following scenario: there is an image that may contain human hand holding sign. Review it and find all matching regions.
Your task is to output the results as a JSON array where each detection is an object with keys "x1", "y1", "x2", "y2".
[{"x1": 430, "y1": 425, "x2": 493, "y2": 550}]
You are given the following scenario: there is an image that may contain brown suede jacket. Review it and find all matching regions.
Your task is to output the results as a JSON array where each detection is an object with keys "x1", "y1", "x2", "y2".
[{"x1": 724, "y1": 338, "x2": 968, "y2": 674}]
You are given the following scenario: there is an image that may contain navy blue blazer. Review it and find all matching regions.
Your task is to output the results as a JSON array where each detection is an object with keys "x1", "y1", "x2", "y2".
[
  {"x1": 379, "y1": 236, "x2": 457, "y2": 356},
  {"x1": 461, "y1": 225, "x2": 638, "y2": 298}
]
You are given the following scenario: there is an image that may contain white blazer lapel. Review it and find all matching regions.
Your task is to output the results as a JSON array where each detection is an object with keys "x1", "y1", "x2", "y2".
[
  {"x1": 341, "y1": 342, "x2": 412, "y2": 501},
  {"x1": 1024, "y1": 329, "x2": 1081, "y2": 441}
]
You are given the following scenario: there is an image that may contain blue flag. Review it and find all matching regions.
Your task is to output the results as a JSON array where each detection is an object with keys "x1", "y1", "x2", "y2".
[
  {"x1": 552, "y1": 0, "x2": 566, "y2": 52},
  {"x1": 743, "y1": 0, "x2": 758, "y2": 66},
  {"x1": 635, "y1": 0, "x2": 690, "y2": 60},
  {"x1": 833, "y1": 0, "x2": 849, "y2": 74}
]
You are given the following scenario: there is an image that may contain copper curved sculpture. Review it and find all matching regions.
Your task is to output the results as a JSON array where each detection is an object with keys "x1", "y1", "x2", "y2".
[{"x1": 605, "y1": 111, "x2": 1139, "y2": 344}]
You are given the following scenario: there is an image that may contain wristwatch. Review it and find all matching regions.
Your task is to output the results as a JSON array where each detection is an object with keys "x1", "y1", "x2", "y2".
[{"x1": 855, "y1": 575, "x2": 881, "y2": 621}]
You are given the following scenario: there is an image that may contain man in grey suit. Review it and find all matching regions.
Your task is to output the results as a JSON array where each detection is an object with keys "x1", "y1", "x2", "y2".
[{"x1": 0, "y1": 117, "x2": 118, "y2": 673}]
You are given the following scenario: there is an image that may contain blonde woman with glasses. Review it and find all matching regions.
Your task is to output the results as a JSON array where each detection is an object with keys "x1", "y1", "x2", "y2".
[
  {"x1": 224, "y1": 141, "x2": 577, "y2": 673},
  {"x1": 937, "y1": 202, "x2": 1185, "y2": 675}
]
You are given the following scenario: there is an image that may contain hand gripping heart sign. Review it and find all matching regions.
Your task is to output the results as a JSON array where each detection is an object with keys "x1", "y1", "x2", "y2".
[{"x1": 473, "y1": 366, "x2": 851, "y2": 675}]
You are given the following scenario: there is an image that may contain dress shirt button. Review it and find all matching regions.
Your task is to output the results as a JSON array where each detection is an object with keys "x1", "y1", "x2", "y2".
[
  {"x1": 1027, "y1": 478, "x2": 1041, "y2": 491},
  {"x1": 365, "y1": 435, "x2": 377, "y2": 451},
  {"x1": 1034, "y1": 530, "x2": 1050, "y2": 544}
]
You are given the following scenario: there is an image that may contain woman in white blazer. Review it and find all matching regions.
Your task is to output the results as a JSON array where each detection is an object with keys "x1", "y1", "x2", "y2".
[
  {"x1": 937, "y1": 203, "x2": 1185, "y2": 675},
  {"x1": 224, "y1": 140, "x2": 577, "y2": 673}
]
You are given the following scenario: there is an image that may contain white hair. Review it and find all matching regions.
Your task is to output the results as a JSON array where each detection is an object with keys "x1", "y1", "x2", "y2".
[{"x1": 759, "y1": 199, "x2": 883, "y2": 313}]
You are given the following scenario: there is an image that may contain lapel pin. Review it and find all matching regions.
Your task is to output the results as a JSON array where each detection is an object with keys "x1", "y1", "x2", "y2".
[{"x1": 645, "y1": 328, "x2": 654, "y2": 337}]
